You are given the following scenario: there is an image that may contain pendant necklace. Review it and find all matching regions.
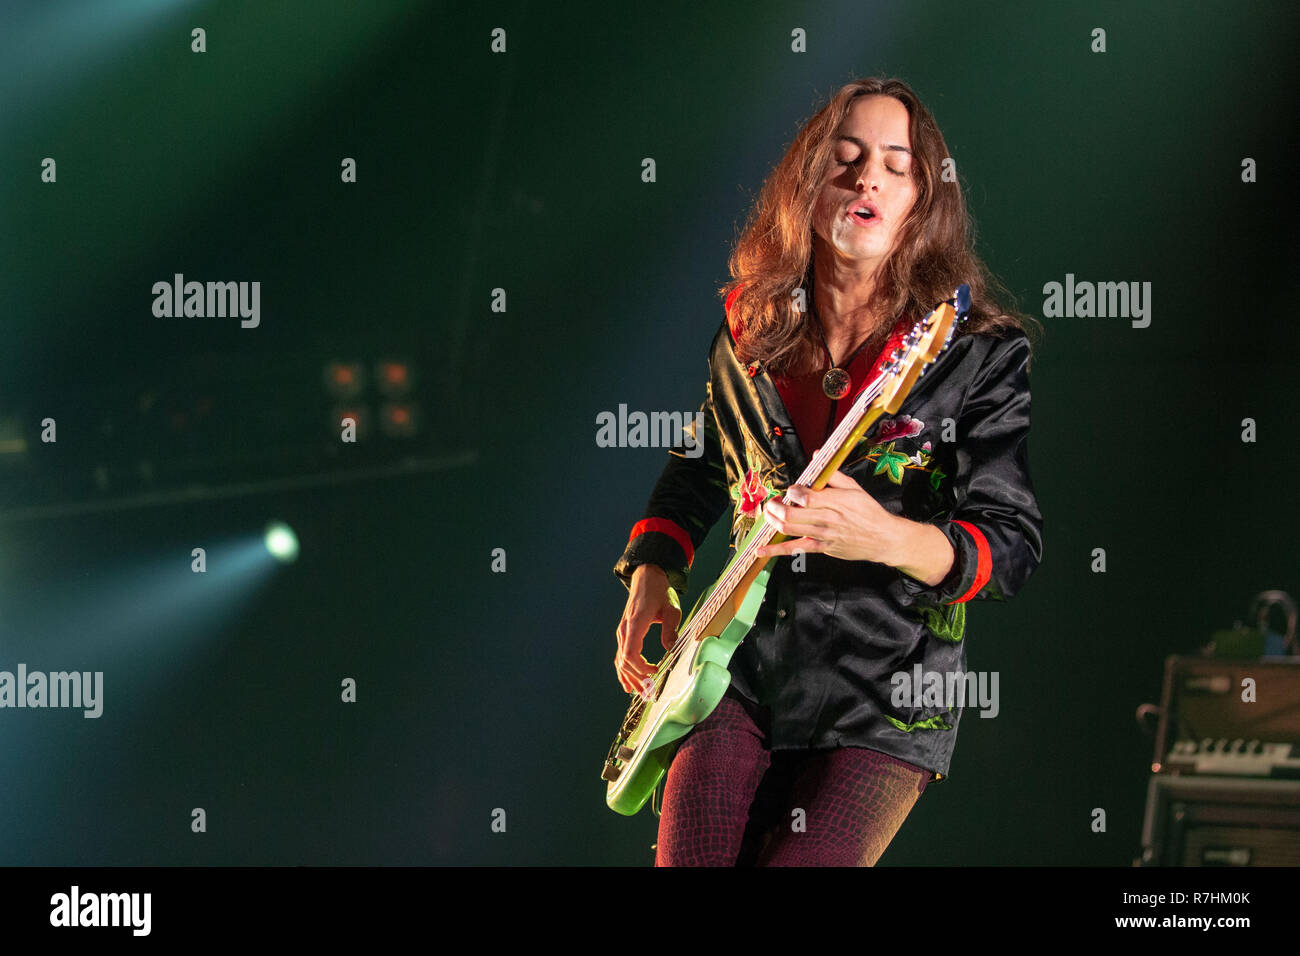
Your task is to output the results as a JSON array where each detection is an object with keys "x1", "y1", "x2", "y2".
[{"x1": 812, "y1": 301, "x2": 876, "y2": 400}]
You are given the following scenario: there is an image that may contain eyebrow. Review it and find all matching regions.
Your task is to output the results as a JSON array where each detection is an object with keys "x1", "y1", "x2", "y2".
[{"x1": 836, "y1": 135, "x2": 912, "y2": 156}]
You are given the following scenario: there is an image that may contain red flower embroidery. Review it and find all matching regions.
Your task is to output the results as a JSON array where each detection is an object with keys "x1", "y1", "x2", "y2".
[
  {"x1": 873, "y1": 414, "x2": 924, "y2": 444},
  {"x1": 736, "y1": 469, "x2": 769, "y2": 514}
]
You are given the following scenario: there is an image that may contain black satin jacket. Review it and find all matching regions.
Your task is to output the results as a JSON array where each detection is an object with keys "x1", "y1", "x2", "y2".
[{"x1": 613, "y1": 316, "x2": 1043, "y2": 779}]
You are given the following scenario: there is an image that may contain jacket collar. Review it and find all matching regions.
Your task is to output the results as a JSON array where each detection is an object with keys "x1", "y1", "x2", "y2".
[
  {"x1": 715, "y1": 320, "x2": 809, "y2": 478},
  {"x1": 714, "y1": 310, "x2": 958, "y2": 484}
]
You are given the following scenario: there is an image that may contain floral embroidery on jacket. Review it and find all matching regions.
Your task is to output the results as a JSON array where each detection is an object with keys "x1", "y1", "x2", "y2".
[
  {"x1": 872, "y1": 414, "x2": 924, "y2": 443},
  {"x1": 846, "y1": 415, "x2": 948, "y2": 489},
  {"x1": 884, "y1": 711, "x2": 954, "y2": 733},
  {"x1": 729, "y1": 440, "x2": 782, "y2": 546},
  {"x1": 916, "y1": 601, "x2": 966, "y2": 644}
]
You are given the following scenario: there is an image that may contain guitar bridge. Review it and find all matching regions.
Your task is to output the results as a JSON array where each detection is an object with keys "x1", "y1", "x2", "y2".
[
  {"x1": 602, "y1": 738, "x2": 635, "y2": 782},
  {"x1": 602, "y1": 738, "x2": 621, "y2": 781}
]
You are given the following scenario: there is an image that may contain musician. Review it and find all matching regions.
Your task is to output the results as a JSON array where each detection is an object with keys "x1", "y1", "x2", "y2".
[{"x1": 612, "y1": 77, "x2": 1043, "y2": 866}]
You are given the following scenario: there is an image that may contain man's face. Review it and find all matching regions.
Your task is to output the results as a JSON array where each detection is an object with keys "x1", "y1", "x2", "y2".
[{"x1": 811, "y1": 94, "x2": 918, "y2": 273}]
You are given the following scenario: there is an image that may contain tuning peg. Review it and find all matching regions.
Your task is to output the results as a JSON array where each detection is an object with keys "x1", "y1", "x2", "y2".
[{"x1": 955, "y1": 283, "x2": 971, "y2": 317}]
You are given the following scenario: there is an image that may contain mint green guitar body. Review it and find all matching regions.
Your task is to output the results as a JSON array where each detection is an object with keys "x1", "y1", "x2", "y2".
[{"x1": 604, "y1": 520, "x2": 774, "y2": 816}]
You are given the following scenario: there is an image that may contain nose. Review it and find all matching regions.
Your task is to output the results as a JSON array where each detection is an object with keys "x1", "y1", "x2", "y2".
[
  {"x1": 853, "y1": 151, "x2": 886, "y2": 192},
  {"x1": 853, "y1": 164, "x2": 878, "y2": 192}
]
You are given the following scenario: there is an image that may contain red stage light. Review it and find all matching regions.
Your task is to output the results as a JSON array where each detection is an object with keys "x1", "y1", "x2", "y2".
[
  {"x1": 380, "y1": 403, "x2": 418, "y2": 438},
  {"x1": 376, "y1": 360, "x2": 413, "y2": 397},
  {"x1": 324, "y1": 362, "x2": 365, "y2": 398}
]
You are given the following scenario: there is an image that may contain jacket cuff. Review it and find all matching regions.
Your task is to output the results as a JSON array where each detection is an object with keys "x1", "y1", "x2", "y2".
[
  {"x1": 888, "y1": 519, "x2": 993, "y2": 607},
  {"x1": 612, "y1": 519, "x2": 694, "y2": 594}
]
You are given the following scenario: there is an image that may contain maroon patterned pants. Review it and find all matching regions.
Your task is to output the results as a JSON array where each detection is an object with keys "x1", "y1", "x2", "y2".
[{"x1": 654, "y1": 692, "x2": 930, "y2": 866}]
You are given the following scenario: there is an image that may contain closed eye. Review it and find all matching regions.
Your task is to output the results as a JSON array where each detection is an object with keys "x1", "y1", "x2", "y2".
[{"x1": 840, "y1": 159, "x2": 907, "y2": 177}]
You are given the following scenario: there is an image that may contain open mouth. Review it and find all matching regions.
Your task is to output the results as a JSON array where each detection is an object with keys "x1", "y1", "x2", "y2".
[{"x1": 847, "y1": 201, "x2": 879, "y2": 222}]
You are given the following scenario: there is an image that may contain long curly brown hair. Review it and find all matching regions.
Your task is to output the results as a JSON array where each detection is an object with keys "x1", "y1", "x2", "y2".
[{"x1": 722, "y1": 76, "x2": 1040, "y2": 377}]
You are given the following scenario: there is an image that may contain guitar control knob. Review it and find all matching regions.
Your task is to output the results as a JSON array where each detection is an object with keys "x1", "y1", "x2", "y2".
[{"x1": 617, "y1": 746, "x2": 635, "y2": 761}]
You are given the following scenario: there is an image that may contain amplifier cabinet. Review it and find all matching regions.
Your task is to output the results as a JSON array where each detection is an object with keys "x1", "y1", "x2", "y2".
[{"x1": 1140, "y1": 774, "x2": 1300, "y2": 866}]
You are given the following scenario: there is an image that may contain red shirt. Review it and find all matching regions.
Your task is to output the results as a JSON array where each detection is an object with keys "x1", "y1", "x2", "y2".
[{"x1": 771, "y1": 317, "x2": 911, "y2": 462}]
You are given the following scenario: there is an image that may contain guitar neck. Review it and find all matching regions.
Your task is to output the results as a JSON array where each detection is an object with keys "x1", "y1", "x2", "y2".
[
  {"x1": 677, "y1": 294, "x2": 958, "y2": 644},
  {"x1": 796, "y1": 371, "x2": 894, "y2": 494}
]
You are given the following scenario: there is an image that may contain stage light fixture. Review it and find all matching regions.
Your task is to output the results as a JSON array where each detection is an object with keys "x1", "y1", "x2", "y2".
[
  {"x1": 375, "y1": 359, "x2": 413, "y2": 397},
  {"x1": 264, "y1": 521, "x2": 299, "y2": 563},
  {"x1": 380, "y1": 403, "x2": 418, "y2": 438},
  {"x1": 324, "y1": 361, "x2": 365, "y2": 399}
]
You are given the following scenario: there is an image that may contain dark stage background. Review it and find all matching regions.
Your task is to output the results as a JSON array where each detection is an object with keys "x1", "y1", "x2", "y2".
[{"x1": 0, "y1": 0, "x2": 1297, "y2": 866}]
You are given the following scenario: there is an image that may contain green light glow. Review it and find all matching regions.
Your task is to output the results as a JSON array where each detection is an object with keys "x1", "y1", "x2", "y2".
[{"x1": 264, "y1": 522, "x2": 299, "y2": 563}]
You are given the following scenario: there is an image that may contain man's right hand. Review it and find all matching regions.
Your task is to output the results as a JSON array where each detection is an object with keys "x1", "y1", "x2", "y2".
[{"x1": 614, "y1": 564, "x2": 682, "y2": 696}]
